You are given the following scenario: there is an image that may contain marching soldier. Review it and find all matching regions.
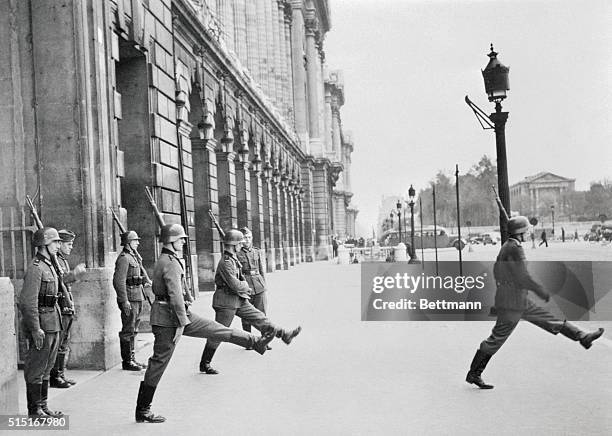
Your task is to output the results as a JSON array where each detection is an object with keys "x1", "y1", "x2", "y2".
[
  {"x1": 19, "y1": 227, "x2": 64, "y2": 417},
  {"x1": 113, "y1": 230, "x2": 149, "y2": 371},
  {"x1": 199, "y1": 229, "x2": 301, "y2": 375},
  {"x1": 49, "y1": 230, "x2": 86, "y2": 388},
  {"x1": 135, "y1": 224, "x2": 275, "y2": 423},
  {"x1": 466, "y1": 216, "x2": 605, "y2": 389},
  {"x1": 236, "y1": 227, "x2": 268, "y2": 344}
]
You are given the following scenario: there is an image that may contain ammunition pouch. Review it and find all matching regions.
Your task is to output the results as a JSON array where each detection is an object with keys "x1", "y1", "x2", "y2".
[
  {"x1": 126, "y1": 276, "x2": 145, "y2": 286},
  {"x1": 38, "y1": 294, "x2": 58, "y2": 307}
]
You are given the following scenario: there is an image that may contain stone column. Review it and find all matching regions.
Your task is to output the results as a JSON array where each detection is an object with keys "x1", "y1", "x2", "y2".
[
  {"x1": 245, "y1": 0, "x2": 259, "y2": 80},
  {"x1": 217, "y1": 0, "x2": 235, "y2": 53},
  {"x1": 264, "y1": 0, "x2": 277, "y2": 102},
  {"x1": 324, "y1": 85, "x2": 333, "y2": 154},
  {"x1": 298, "y1": 193, "x2": 306, "y2": 262},
  {"x1": 271, "y1": 176, "x2": 284, "y2": 270},
  {"x1": 272, "y1": 1, "x2": 283, "y2": 109},
  {"x1": 304, "y1": 15, "x2": 322, "y2": 154},
  {"x1": 331, "y1": 105, "x2": 342, "y2": 161},
  {"x1": 262, "y1": 169, "x2": 276, "y2": 272},
  {"x1": 216, "y1": 150, "x2": 238, "y2": 231},
  {"x1": 313, "y1": 159, "x2": 332, "y2": 260},
  {"x1": 234, "y1": 0, "x2": 248, "y2": 64},
  {"x1": 235, "y1": 156, "x2": 252, "y2": 230},
  {"x1": 300, "y1": 157, "x2": 316, "y2": 261},
  {"x1": 250, "y1": 163, "x2": 265, "y2": 249},
  {"x1": 255, "y1": 0, "x2": 268, "y2": 94},
  {"x1": 0, "y1": 278, "x2": 18, "y2": 413},
  {"x1": 283, "y1": 3, "x2": 294, "y2": 124},
  {"x1": 290, "y1": 2, "x2": 308, "y2": 151},
  {"x1": 288, "y1": 186, "x2": 297, "y2": 265},
  {"x1": 192, "y1": 138, "x2": 221, "y2": 292},
  {"x1": 280, "y1": 180, "x2": 290, "y2": 269}
]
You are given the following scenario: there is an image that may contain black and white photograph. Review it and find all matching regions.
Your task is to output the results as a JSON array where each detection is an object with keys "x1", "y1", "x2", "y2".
[{"x1": 0, "y1": 0, "x2": 611, "y2": 434}]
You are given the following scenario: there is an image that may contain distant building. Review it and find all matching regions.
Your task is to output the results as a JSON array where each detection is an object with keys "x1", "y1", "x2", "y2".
[{"x1": 510, "y1": 172, "x2": 575, "y2": 216}]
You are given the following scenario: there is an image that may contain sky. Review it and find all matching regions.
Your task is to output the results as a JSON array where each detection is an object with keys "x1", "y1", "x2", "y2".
[{"x1": 324, "y1": 0, "x2": 612, "y2": 232}]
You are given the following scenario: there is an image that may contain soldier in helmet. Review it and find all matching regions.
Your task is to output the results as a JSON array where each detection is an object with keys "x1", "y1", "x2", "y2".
[
  {"x1": 466, "y1": 216, "x2": 605, "y2": 389},
  {"x1": 113, "y1": 230, "x2": 150, "y2": 371},
  {"x1": 49, "y1": 230, "x2": 86, "y2": 388},
  {"x1": 19, "y1": 227, "x2": 64, "y2": 417},
  {"x1": 135, "y1": 223, "x2": 275, "y2": 423},
  {"x1": 199, "y1": 229, "x2": 302, "y2": 375},
  {"x1": 236, "y1": 227, "x2": 269, "y2": 346}
]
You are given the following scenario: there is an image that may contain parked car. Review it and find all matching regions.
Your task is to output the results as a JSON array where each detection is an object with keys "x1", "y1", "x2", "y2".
[{"x1": 481, "y1": 231, "x2": 501, "y2": 245}]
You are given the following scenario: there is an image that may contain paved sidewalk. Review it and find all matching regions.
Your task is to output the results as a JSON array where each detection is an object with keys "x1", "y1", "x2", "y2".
[{"x1": 16, "y1": 260, "x2": 612, "y2": 435}]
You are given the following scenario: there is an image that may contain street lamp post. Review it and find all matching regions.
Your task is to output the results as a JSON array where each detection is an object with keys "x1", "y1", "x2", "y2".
[
  {"x1": 551, "y1": 205, "x2": 555, "y2": 237},
  {"x1": 396, "y1": 200, "x2": 402, "y2": 243},
  {"x1": 408, "y1": 185, "x2": 417, "y2": 262},
  {"x1": 465, "y1": 44, "x2": 511, "y2": 243}
]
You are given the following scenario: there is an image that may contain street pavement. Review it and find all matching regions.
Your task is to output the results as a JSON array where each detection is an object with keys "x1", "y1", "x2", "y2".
[{"x1": 16, "y1": 243, "x2": 612, "y2": 435}]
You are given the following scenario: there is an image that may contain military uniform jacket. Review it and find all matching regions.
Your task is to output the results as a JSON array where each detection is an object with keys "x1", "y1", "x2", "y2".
[
  {"x1": 236, "y1": 246, "x2": 267, "y2": 295},
  {"x1": 57, "y1": 253, "x2": 75, "y2": 314},
  {"x1": 493, "y1": 238, "x2": 548, "y2": 311},
  {"x1": 150, "y1": 248, "x2": 193, "y2": 327},
  {"x1": 113, "y1": 248, "x2": 145, "y2": 303},
  {"x1": 19, "y1": 252, "x2": 63, "y2": 333},
  {"x1": 212, "y1": 251, "x2": 252, "y2": 309}
]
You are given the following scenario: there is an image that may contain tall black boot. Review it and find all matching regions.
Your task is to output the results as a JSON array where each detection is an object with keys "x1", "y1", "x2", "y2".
[
  {"x1": 49, "y1": 352, "x2": 71, "y2": 389},
  {"x1": 279, "y1": 326, "x2": 302, "y2": 345},
  {"x1": 251, "y1": 332, "x2": 275, "y2": 355},
  {"x1": 199, "y1": 345, "x2": 219, "y2": 374},
  {"x1": 40, "y1": 380, "x2": 63, "y2": 417},
  {"x1": 135, "y1": 381, "x2": 166, "y2": 423},
  {"x1": 465, "y1": 350, "x2": 494, "y2": 389},
  {"x1": 560, "y1": 322, "x2": 605, "y2": 349},
  {"x1": 121, "y1": 340, "x2": 141, "y2": 371},
  {"x1": 26, "y1": 383, "x2": 45, "y2": 417},
  {"x1": 130, "y1": 337, "x2": 147, "y2": 369}
]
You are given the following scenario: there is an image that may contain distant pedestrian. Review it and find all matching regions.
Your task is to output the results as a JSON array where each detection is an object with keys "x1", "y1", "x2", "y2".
[
  {"x1": 332, "y1": 237, "x2": 339, "y2": 258},
  {"x1": 465, "y1": 216, "x2": 605, "y2": 390},
  {"x1": 530, "y1": 230, "x2": 536, "y2": 249},
  {"x1": 539, "y1": 230, "x2": 548, "y2": 247},
  {"x1": 561, "y1": 227, "x2": 566, "y2": 243},
  {"x1": 574, "y1": 229, "x2": 579, "y2": 242}
]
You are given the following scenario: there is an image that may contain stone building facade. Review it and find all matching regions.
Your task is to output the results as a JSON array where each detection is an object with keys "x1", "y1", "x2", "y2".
[
  {"x1": 0, "y1": 0, "x2": 356, "y2": 391},
  {"x1": 510, "y1": 172, "x2": 575, "y2": 216}
]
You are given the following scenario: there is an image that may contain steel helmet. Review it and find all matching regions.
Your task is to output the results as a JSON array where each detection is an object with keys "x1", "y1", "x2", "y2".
[
  {"x1": 224, "y1": 229, "x2": 245, "y2": 245},
  {"x1": 160, "y1": 224, "x2": 188, "y2": 244},
  {"x1": 58, "y1": 229, "x2": 76, "y2": 242},
  {"x1": 120, "y1": 230, "x2": 140, "y2": 246},
  {"x1": 507, "y1": 216, "x2": 530, "y2": 236},
  {"x1": 33, "y1": 227, "x2": 61, "y2": 247}
]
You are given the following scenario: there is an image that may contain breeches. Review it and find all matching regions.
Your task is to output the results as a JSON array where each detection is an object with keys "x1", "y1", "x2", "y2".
[
  {"x1": 242, "y1": 292, "x2": 268, "y2": 329},
  {"x1": 24, "y1": 331, "x2": 60, "y2": 384},
  {"x1": 143, "y1": 311, "x2": 255, "y2": 387},
  {"x1": 58, "y1": 314, "x2": 73, "y2": 353},
  {"x1": 479, "y1": 300, "x2": 565, "y2": 356},
  {"x1": 119, "y1": 301, "x2": 143, "y2": 342}
]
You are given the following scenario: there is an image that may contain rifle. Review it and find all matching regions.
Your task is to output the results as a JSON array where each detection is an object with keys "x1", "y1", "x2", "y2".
[
  {"x1": 25, "y1": 195, "x2": 71, "y2": 309},
  {"x1": 109, "y1": 208, "x2": 152, "y2": 306},
  {"x1": 208, "y1": 209, "x2": 226, "y2": 239},
  {"x1": 491, "y1": 185, "x2": 510, "y2": 222},
  {"x1": 144, "y1": 186, "x2": 165, "y2": 228}
]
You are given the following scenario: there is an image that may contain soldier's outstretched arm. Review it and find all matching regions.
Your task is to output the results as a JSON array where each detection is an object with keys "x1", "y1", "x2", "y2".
[
  {"x1": 163, "y1": 263, "x2": 190, "y2": 326},
  {"x1": 218, "y1": 258, "x2": 251, "y2": 297}
]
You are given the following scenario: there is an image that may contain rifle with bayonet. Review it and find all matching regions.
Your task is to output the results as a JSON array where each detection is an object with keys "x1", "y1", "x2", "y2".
[
  {"x1": 25, "y1": 195, "x2": 72, "y2": 311},
  {"x1": 109, "y1": 207, "x2": 152, "y2": 306},
  {"x1": 208, "y1": 209, "x2": 226, "y2": 239},
  {"x1": 491, "y1": 185, "x2": 510, "y2": 222}
]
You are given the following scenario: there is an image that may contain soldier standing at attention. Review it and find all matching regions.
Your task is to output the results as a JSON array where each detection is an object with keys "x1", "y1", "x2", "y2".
[
  {"x1": 113, "y1": 230, "x2": 149, "y2": 371},
  {"x1": 49, "y1": 230, "x2": 86, "y2": 388},
  {"x1": 199, "y1": 229, "x2": 301, "y2": 375},
  {"x1": 236, "y1": 227, "x2": 269, "y2": 345},
  {"x1": 135, "y1": 224, "x2": 275, "y2": 423},
  {"x1": 19, "y1": 227, "x2": 64, "y2": 417},
  {"x1": 466, "y1": 216, "x2": 605, "y2": 389}
]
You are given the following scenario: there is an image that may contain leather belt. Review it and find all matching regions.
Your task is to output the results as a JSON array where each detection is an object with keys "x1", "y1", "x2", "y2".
[
  {"x1": 38, "y1": 295, "x2": 58, "y2": 307},
  {"x1": 496, "y1": 280, "x2": 514, "y2": 286},
  {"x1": 155, "y1": 295, "x2": 169, "y2": 302},
  {"x1": 244, "y1": 270, "x2": 260, "y2": 276}
]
